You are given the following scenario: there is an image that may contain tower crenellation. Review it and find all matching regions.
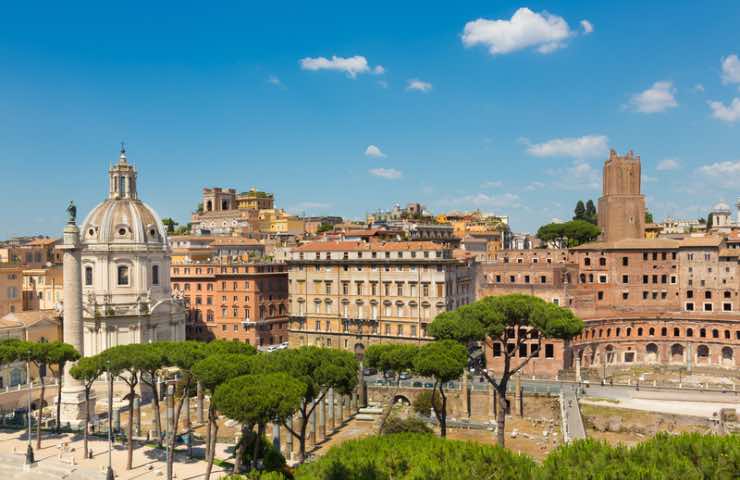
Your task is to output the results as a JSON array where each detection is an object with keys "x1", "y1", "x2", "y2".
[{"x1": 598, "y1": 149, "x2": 646, "y2": 241}]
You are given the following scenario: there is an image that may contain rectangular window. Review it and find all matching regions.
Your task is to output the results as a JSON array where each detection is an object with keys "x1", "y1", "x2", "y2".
[
  {"x1": 493, "y1": 343, "x2": 501, "y2": 357},
  {"x1": 622, "y1": 275, "x2": 628, "y2": 284},
  {"x1": 704, "y1": 303, "x2": 712, "y2": 312},
  {"x1": 545, "y1": 344, "x2": 554, "y2": 358},
  {"x1": 152, "y1": 265, "x2": 160, "y2": 285},
  {"x1": 685, "y1": 302, "x2": 694, "y2": 311},
  {"x1": 622, "y1": 256, "x2": 629, "y2": 266},
  {"x1": 85, "y1": 266, "x2": 93, "y2": 286},
  {"x1": 117, "y1": 265, "x2": 129, "y2": 286},
  {"x1": 723, "y1": 303, "x2": 732, "y2": 311}
]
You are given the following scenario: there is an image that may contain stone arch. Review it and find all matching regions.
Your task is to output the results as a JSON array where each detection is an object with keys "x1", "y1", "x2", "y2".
[
  {"x1": 392, "y1": 394, "x2": 411, "y2": 406},
  {"x1": 696, "y1": 345, "x2": 710, "y2": 365},
  {"x1": 645, "y1": 343, "x2": 659, "y2": 363},
  {"x1": 605, "y1": 344, "x2": 616, "y2": 364},
  {"x1": 721, "y1": 347, "x2": 733, "y2": 367},
  {"x1": 206, "y1": 200, "x2": 213, "y2": 212},
  {"x1": 670, "y1": 344, "x2": 684, "y2": 363}
]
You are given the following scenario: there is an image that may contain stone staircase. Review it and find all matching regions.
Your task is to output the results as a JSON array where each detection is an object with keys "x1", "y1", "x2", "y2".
[
  {"x1": 0, "y1": 453, "x2": 105, "y2": 480},
  {"x1": 355, "y1": 403, "x2": 384, "y2": 422}
]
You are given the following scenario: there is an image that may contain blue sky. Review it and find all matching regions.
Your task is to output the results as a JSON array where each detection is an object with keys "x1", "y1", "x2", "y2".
[{"x1": 1, "y1": 1, "x2": 739, "y2": 238}]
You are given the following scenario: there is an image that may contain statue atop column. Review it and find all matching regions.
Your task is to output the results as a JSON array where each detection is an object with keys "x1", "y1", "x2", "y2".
[{"x1": 66, "y1": 201, "x2": 77, "y2": 225}]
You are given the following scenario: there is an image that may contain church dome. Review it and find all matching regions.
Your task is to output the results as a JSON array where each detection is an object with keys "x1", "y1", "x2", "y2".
[
  {"x1": 712, "y1": 201, "x2": 731, "y2": 214},
  {"x1": 80, "y1": 147, "x2": 168, "y2": 247}
]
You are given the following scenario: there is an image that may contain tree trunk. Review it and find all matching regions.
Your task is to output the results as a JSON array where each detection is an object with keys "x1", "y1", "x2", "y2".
[
  {"x1": 83, "y1": 387, "x2": 90, "y2": 459},
  {"x1": 298, "y1": 413, "x2": 308, "y2": 463},
  {"x1": 233, "y1": 425, "x2": 246, "y2": 474},
  {"x1": 166, "y1": 377, "x2": 191, "y2": 477},
  {"x1": 496, "y1": 384, "x2": 507, "y2": 447},
  {"x1": 37, "y1": 372, "x2": 45, "y2": 449},
  {"x1": 56, "y1": 372, "x2": 63, "y2": 433},
  {"x1": 204, "y1": 408, "x2": 217, "y2": 480},
  {"x1": 151, "y1": 383, "x2": 162, "y2": 446},
  {"x1": 439, "y1": 387, "x2": 447, "y2": 438},
  {"x1": 127, "y1": 387, "x2": 135, "y2": 470},
  {"x1": 252, "y1": 423, "x2": 264, "y2": 470}
]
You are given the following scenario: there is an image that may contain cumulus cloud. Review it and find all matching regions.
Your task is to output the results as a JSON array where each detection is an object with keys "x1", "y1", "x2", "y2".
[
  {"x1": 708, "y1": 98, "x2": 740, "y2": 122},
  {"x1": 524, "y1": 181, "x2": 546, "y2": 191},
  {"x1": 525, "y1": 134, "x2": 608, "y2": 159},
  {"x1": 299, "y1": 55, "x2": 384, "y2": 78},
  {"x1": 699, "y1": 160, "x2": 740, "y2": 187},
  {"x1": 580, "y1": 20, "x2": 594, "y2": 34},
  {"x1": 481, "y1": 180, "x2": 503, "y2": 188},
  {"x1": 693, "y1": 83, "x2": 705, "y2": 93},
  {"x1": 656, "y1": 158, "x2": 680, "y2": 171},
  {"x1": 462, "y1": 8, "x2": 583, "y2": 55},
  {"x1": 267, "y1": 75, "x2": 283, "y2": 87},
  {"x1": 292, "y1": 201, "x2": 332, "y2": 211},
  {"x1": 369, "y1": 168, "x2": 402, "y2": 180},
  {"x1": 629, "y1": 81, "x2": 678, "y2": 113},
  {"x1": 444, "y1": 192, "x2": 521, "y2": 209},
  {"x1": 721, "y1": 54, "x2": 740, "y2": 85},
  {"x1": 549, "y1": 161, "x2": 600, "y2": 190},
  {"x1": 406, "y1": 79, "x2": 432, "y2": 92},
  {"x1": 365, "y1": 145, "x2": 386, "y2": 158}
]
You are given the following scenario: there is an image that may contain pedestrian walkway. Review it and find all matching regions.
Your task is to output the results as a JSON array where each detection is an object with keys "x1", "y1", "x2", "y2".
[{"x1": 560, "y1": 385, "x2": 586, "y2": 442}]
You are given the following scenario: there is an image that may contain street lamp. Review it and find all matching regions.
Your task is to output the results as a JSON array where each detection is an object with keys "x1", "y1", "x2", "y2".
[
  {"x1": 106, "y1": 360, "x2": 114, "y2": 480},
  {"x1": 25, "y1": 350, "x2": 34, "y2": 465}
]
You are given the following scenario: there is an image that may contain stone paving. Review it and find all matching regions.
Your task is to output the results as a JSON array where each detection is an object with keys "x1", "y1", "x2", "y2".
[{"x1": 0, "y1": 430, "x2": 229, "y2": 480}]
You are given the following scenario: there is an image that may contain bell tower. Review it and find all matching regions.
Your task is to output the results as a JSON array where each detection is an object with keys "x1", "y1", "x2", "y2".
[
  {"x1": 597, "y1": 149, "x2": 646, "y2": 241},
  {"x1": 108, "y1": 144, "x2": 138, "y2": 200}
]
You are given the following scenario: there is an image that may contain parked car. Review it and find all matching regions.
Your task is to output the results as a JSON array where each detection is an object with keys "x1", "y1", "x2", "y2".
[
  {"x1": 363, "y1": 367, "x2": 378, "y2": 376},
  {"x1": 412, "y1": 381, "x2": 423, "y2": 388},
  {"x1": 383, "y1": 370, "x2": 396, "y2": 379},
  {"x1": 374, "y1": 379, "x2": 386, "y2": 386},
  {"x1": 423, "y1": 382, "x2": 434, "y2": 389},
  {"x1": 398, "y1": 371, "x2": 411, "y2": 380}
]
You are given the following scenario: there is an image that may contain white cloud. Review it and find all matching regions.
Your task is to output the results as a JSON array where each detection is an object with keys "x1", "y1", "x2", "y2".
[
  {"x1": 462, "y1": 8, "x2": 581, "y2": 55},
  {"x1": 721, "y1": 54, "x2": 740, "y2": 85},
  {"x1": 629, "y1": 81, "x2": 678, "y2": 113},
  {"x1": 406, "y1": 79, "x2": 432, "y2": 92},
  {"x1": 548, "y1": 160, "x2": 600, "y2": 190},
  {"x1": 526, "y1": 134, "x2": 608, "y2": 159},
  {"x1": 524, "y1": 181, "x2": 545, "y2": 191},
  {"x1": 656, "y1": 158, "x2": 680, "y2": 171},
  {"x1": 299, "y1": 55, "x2": 384, "y2": 79},
  {"x1": 580, "y1": 20, "x2": 594, "y2": 34},
  {"x1": 708, "y1": 98, "x2": 740, "y2": 122},
  {"x1": 693, "y1": 83, "x2": 705, "y2": 93},
  {"x1": 481, "y1": 180, "x2": 503, "y2": 188},
  {"x1": 267, "y1": 75, "x2": 283, "y2": 87},
  {"x1": 292, "y1": 201, "x2": 332, "y2": 211},
  {"x1": 445, "y1": 192, "x2": 521, "y2": 209},
  {"x1": 377, "y1": 80, "x2": 389, "y2": 89},
  {"x1": 364, "y1": 145, "x2": 386, "y2": 158},
  {"x1": 369, "y1": 168, "x2": 402, "y2": 180},
  {"x1": 699, "y1": 160, "x2": 740, "y2": 187}
]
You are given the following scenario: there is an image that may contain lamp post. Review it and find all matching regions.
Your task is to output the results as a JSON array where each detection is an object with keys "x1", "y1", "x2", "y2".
[
  {"x1": 106, "y1": 361, "x2": 114, "y2": 480},
  {"x1": 25, "y1": 350, "x2": 34, "y2": 465}
]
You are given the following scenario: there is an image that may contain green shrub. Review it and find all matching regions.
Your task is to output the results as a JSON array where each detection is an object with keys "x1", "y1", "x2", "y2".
[
  {"x1": 293, "y1": 431, "x2": 738, "y2": 480},
  {"x1": 380, "y1": 416, "x2": 433, "y2": 435},
  {"x1": 412, "y1": 390, "x2": 441, "y2": 416},
  {"x1": 295, "y1": 433, "x2": 537, "y2": 480}
]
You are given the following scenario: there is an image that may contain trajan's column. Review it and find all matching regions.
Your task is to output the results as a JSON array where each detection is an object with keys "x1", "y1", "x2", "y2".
[{"x1": 56, "y1": 201, "x2": 92, "y2": 427}]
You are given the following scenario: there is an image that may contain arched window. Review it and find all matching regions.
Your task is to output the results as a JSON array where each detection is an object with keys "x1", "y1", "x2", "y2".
[
  {"x1": 648, "y1": 327, "x2": 655, "y2": 336},
  {"x1": 117, "y1": 265, "x2": 129, "y2": 286},
  {"x1": 84, "y1": 266, "x2": 93, "y2": 286},
  {"x1": 206, "y1": 310, "x2": 213, "y2": 322},
  {"x1": 152, "y1": 265, "x2": 160, "y2": 285},
  {"x1": 686, "y1": 328, "x2": 693, "y2": 337}
]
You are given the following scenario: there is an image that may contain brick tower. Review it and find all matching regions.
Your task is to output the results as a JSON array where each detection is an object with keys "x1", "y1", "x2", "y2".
[{"x1": 597, "y1": 149, "x2": 645, "y2": 242}]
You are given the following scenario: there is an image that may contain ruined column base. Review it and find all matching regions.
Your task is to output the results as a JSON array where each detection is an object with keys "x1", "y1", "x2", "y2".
[{"x1": 57, "y1": 387, "x2": 95, "y2": 430}]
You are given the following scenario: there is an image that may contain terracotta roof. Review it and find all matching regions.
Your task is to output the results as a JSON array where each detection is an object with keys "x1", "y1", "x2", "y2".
[
  {"x1": 294, "y1": 241, "x2": 444, "y2": 252},
  {"x1": 572, "y1": 239, "x2": 680, "y2": 250},
  {"x1": 0, "y1": 311, "x2": 60, "y2": 330},
  {"x1": 210, "y1": 237, "x2": 262, "y2": 246},
  {"x1": 170, "y1": 235, "x2": 215, "y2": 242},
  {"x1": 677, "y1": 236, "x2": 723, "y2": 247},
  {"x1": 342, "y1": 229, "x2": 400, "y2": 237},
  {"x1": 24, "y1": 238, "x2": 59, "y2": 246}
]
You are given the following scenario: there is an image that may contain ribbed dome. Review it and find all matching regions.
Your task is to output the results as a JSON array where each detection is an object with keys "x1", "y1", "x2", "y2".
[
  {"x1": 81, "y1": 198, "x2": 167, "y2": 246},
  {"x1": 80, "y1": 146, "x2": 168, "y2": 247}
]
